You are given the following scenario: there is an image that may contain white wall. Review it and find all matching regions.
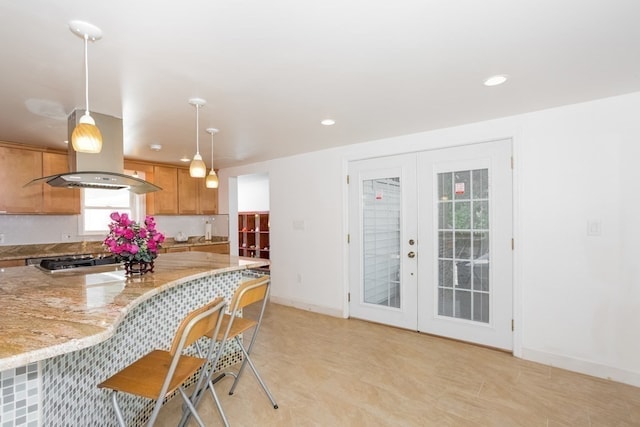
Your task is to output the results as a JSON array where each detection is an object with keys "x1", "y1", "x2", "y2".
[
  {"x1": 219, "y1": 91, "x2": 640, "y2": 387},
  {"x1": 237, "y1": 173, "x2": 269, "y2": 212}
]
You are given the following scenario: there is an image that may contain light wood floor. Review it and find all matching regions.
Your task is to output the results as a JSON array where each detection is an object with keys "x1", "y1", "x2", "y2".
[{"x1": 156, "y1": 303, "x2": 640, "y2": 426}]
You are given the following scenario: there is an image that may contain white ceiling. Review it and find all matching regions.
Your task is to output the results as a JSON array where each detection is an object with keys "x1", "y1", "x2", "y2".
[{"x1": 1, "y1": 0, "x2": 639, "y2": 168}]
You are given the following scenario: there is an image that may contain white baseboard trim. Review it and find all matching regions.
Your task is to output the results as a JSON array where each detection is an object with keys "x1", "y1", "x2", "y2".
[
  {"x1": 269, "y1": 296, "x2": 344, "y2": 318},
  {"x1": 521, "y1": 347, "x2": 640, "y2": 388}
]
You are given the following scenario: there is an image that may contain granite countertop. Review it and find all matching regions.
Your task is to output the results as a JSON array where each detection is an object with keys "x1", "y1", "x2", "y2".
[
  {"x1": 0, "y1": 236, "x2": 229, "y2": 261},
  {"x1": 0, "y1": 251, "x2": 267, "y2": 370}
]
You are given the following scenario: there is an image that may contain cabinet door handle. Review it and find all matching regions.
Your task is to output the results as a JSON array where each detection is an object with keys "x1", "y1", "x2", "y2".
[{"x1": 407, "y1": 251, "x2": 416, "y2": 258}]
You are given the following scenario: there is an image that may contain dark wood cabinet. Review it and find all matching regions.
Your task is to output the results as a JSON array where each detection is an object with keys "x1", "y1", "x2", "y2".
[{"x1": 238, "y1": 211, "x2": 269, "y2": 259}]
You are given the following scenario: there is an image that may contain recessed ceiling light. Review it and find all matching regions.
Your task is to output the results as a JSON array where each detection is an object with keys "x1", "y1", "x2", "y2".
[
  {"x1": 180, "y1": 156, "x2": 190, "y2": 162},
  {"x1": 321, "y1": 119, "x2": 336, "y2": 126},
  {"x1": 150, "y1": 144, "x2": 162, "y2": 151},
  {"x1": 483, "y1": 74, "x2": 509, "y2": 87}
]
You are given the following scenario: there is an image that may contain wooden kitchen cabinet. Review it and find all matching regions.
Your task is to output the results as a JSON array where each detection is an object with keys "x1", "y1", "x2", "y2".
[
  {"x1": 164, "y1": 246, "x2": 190, "y2": 253},
  {"x1": 42, "y1": 152, "x2": 80, "y2": 214},
  {"x1": 178, "y1": 168, "x2": 218, "y2": 215},
  {"x1": 0, "y1": 143, "x2": 80, "y2": 214},
  {"x1": 177, "y1": 168, "x2": 198, "y2": 214},
  {"x1": 198, "y1": 183, "x2": 218, "y2": 215},
  {"x1": 124, "y1": 160, "x2": 155, "y2": 215},
  {"x1": 0, "y1": 145, "x2": 43, "y2": 213},
  {"x1": 148, "y1": 165, "x2": 218, "y2": 215},
  {"x1": 0, "y1": 259, "x2": 25, "y2": 268},
  {"x1": 151, "y1": 165, "x2": 178, "y2": 214},
  {"x1": 190, "y1": 243, "x2": 229, "y2": 254}
]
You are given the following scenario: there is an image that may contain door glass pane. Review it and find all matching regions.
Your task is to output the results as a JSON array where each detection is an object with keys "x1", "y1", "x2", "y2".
[
  {"x1": 438, "y1": 260, "x2": 454, "y2": 288},
  {"x1": 454, "y1": 201, "x2": 471, "y2": 229},
  {"x1": 438, "y1": 202, "x2": 453, "y2": 229},
  {"x1": 436, "y1": 168, "x2": 490, "y2": 323},
  {"x1": 362, "y1": 177, "x2": 401, "y2": 308}
]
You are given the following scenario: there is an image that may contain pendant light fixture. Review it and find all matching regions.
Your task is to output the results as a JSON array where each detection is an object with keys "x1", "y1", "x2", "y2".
[
  {"x1": 205, "y1": 128, "x2": 219, "y2": 189},
  {"x1": 188, "y1": 98, "x2": 207, "y2": 178},
  {"x1": 69, "y1": 20, "x2": 103, "y2": 154}
]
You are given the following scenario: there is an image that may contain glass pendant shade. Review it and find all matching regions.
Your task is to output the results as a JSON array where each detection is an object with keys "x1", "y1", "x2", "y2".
[
  {"x1": 71, "y1": 113, "x2": 102, "y2": 153},
  {"x1": 188, "y1": 98, "x2": 207, "y2": 178},
  {"x1": 189, "y1": 153, "x2": 207, "y2": 177},
  {"x1": 70, "y1": 22, "x2": 103, "y2": 154},
  {"x1": 206, "y1": 170, "x2": 219, "y2": 188},
  {"x1": 205, "y1": 127, "x2": 219, "y2": 188}
]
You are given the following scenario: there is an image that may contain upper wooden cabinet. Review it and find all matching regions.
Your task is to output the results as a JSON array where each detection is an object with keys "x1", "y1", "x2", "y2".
[
  {"x1": 0, "y1": 145, "x2": 43, "y2": 213},
  {"x1": 0, "y1": 144, "x2": 218, "y2": 216},
  {"x1": 152, "y1": 165, "x2": 179, "y2": 215},
  {"x1": 177, "y1": 168, "x2": 198, "y2": 214},
  {"x1": 199, "y1": 182, "x2": 219, "y2": 215},
  {"x1": 124, "y1": 160, "x2": 156, "y2": 216},
  {"x1": 42, "y1": 152, "x2": 80, "y2": 214},
  {"x1": 0, "y1": 145, "x2": 81, "y2": 214},
  {"x1": 149, "y1": 165, "x2": 218, "y2": 215}
]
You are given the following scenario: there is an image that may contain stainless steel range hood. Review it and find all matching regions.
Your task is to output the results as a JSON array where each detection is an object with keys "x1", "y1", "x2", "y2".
[{"x1": 26, "y1": 110, "x2": 161, "y2": 194}]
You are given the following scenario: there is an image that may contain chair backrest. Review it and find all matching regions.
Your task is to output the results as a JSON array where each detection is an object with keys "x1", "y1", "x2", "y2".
[
  {"x1": 229, "y1": 276, "x2": 270, "y2": 314},
  {"x1": 169, "y1": 296, "x2": 227, "y2": 356}
]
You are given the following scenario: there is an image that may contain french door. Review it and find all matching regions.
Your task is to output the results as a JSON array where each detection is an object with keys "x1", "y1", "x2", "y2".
[
  {"x1": 348, "y1": 139, "x2": 513, "y2": 350},
  {"x1": 348, "y1": 154, "x2": 418, "y2": 329}
]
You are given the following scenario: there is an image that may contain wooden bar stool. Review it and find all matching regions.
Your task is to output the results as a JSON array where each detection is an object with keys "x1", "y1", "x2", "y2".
[
  {"x1": 97, "y1": 297, "x2": 227, "y2": 427},
  {"x1": 185, "y1": 276, "x2": 278, "y2": 427}
]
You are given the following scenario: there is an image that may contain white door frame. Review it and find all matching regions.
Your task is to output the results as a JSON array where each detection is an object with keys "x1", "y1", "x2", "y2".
[
  {"x1": 347, "y1": 154, "x2": 418, "y2": 330},
  {"x1": 342, "y1": 137, "x2": 521, "y2": 356}
]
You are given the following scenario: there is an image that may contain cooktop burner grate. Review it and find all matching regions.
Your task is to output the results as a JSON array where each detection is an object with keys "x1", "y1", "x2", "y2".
[{"x1": 38, "y1": 255, "x2": 120, "y2": 271}]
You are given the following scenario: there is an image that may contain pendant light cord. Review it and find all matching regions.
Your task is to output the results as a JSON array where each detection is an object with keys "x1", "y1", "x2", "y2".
[
  {"x1": 195, "y1": 104, "x2": 200, "y2": 155},
  {"x1": 84, "y1": 33, "x2": 90, "y2": 115}
]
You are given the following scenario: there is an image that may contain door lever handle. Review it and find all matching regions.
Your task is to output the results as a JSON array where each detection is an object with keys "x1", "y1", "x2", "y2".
[{"x1": 407, "y1": 251, "x2": 416, "y2": 258}]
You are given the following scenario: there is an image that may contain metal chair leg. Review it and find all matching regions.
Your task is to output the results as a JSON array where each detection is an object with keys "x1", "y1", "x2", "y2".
[
  {"x1": 180, "y1": 343, "x2": 231, "y2": 427},
  {"x1": 111, "y1": 392, "x2": 127, "y2": 427},
  {"x1": 178, "y1": 387, "x2": 206, "y2": 427},
  {"x1": 229, "y1": 339, "x2": 278, "y2": 409}
]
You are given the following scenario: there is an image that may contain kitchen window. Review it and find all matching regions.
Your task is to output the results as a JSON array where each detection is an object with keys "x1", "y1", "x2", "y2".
[{"x1": 80, "y1": 170, "x2": 145, "y2": 236}]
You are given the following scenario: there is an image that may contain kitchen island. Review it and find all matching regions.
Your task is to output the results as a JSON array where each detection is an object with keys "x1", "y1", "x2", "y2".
[{"x1": 0, "y1": 252, "x2": 269, "y2": 426}]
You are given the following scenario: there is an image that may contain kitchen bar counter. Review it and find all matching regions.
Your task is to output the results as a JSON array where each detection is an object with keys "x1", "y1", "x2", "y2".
[
  {"x1": 0, "y1": 251, "x2": 269, "y2": 426},
  {"x1": 0, "y1": 236, "x2": 229, "y2": 262},
  {"x1": 0, "y1": 251, "x2": 264, "y2": 371}
]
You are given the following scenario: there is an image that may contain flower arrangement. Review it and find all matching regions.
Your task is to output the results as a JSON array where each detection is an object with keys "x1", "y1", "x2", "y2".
[{"x1": 103, "y1": 212, "x2": 165, "y2": 264}]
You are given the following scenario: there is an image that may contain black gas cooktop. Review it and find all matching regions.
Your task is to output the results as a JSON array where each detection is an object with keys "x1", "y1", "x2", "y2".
[{"x1": 38, "y1": 255, "x2": 120, "y2": 271}]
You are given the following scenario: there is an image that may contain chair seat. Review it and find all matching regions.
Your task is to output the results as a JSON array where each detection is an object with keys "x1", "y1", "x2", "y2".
[
  {"x1": 98, "y1": 349, "x2": 206, "y2": 400},
  {"x1": 207, "y1": 314, "x2": 257, "y2": 340}
]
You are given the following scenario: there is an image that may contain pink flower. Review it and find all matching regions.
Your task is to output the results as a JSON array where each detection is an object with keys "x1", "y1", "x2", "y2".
[{"x1": 103, "y1": 211, "x2": 164, "y2": 263}]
